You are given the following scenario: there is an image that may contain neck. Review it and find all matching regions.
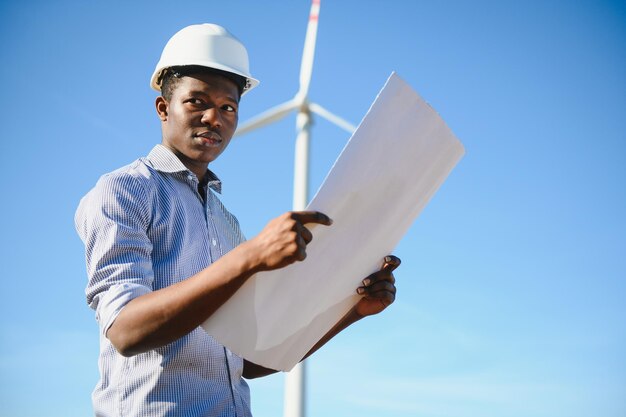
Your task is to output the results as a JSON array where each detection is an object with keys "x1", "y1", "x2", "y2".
[
  {"x1": 185, "y1": 161, "x2": 208, "y2": 182},
  {"x1": 162, "y1": 145, "x2": 208, "y2": 181}
]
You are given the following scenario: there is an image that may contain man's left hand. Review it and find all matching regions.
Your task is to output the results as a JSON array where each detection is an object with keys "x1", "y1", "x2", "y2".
[{"x1": 355, "y1": 255, "x2": 401, "y2": 317}]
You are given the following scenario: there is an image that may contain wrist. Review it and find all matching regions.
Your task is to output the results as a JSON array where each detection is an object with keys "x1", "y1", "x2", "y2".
[
  {"x1": 237, "y1": 239, "x2": 265, "y2": 274},
  {"x1": 345, "y1": 306, "x2": 365, "y2": 324}
]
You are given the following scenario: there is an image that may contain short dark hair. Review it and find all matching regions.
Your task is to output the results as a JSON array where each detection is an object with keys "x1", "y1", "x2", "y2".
[{"x1": 158, "y1": 65, "x2": 247, "y2": 100}]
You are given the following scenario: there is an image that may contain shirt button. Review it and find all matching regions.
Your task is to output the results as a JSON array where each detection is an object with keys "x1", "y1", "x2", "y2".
[
  {"x1": 187, "y1": 175, "x2": 193, "y2": 181},
  {"x1": 212, "y1": 239, "x2": 217, "y2": 246}
]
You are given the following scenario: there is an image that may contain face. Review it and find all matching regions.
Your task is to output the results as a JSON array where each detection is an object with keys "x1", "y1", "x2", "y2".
[{"x1": 156, "y1": 72, "x2": 239, "y2": 178}]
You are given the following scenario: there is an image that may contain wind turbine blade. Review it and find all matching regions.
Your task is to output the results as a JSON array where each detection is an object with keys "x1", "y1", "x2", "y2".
[
  {"x1": 298, "y1": 0, "x2": 320, "y2": 98},
  {"x1": 235, "y1": 99, "x2": 299, "y2": 137},
  {"x1": 309, "y1": 102, "x2": 357, "y2": 134}
]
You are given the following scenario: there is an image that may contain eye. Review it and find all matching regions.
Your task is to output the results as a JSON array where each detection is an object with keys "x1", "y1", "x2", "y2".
[
  {"x1": 222, "y1": 104, "x2": 237, "y2": 113},
  {"x1": 184, "y1": 97, "x2": 204, "y2": 107}
]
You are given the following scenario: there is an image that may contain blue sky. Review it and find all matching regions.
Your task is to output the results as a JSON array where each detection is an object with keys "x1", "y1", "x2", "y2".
[{"x1": 0, "y1": 1, "x2": 625, "y2": 416}]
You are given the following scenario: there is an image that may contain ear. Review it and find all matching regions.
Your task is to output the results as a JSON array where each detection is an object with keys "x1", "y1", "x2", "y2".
[{"x1": 155, "y1": 96, "x2": 168, "y2": 121}]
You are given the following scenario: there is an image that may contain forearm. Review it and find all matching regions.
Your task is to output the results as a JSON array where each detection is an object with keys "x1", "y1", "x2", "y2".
[
  {"x1": 242, "y1": 309, "x2": 362, "y2": 379},
  {"x1": 107, "y1": 240, "x2": 260, "y2": 356},
  {"x1": 301, "y1": 307, "x2": 363, "y2": 361}
]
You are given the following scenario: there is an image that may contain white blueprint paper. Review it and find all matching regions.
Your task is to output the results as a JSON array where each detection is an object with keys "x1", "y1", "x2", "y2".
[{"x1": 202, "y1": 72, "x2": 465, "y2": 371}]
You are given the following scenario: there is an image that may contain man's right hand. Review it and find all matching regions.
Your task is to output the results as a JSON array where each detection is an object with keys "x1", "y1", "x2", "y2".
[{"x1": 247, "y1": 211, "x2": 332, "y2": 271}]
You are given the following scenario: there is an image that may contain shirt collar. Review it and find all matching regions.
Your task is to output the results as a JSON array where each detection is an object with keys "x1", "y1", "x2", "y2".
[{"x1": 147, "y1": 144, "x2": 222, "y2": 193}]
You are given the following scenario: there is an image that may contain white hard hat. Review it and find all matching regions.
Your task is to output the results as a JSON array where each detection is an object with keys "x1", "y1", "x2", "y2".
[{"x1": 150, "y1": 23, "x2": 259, "y2": 95}]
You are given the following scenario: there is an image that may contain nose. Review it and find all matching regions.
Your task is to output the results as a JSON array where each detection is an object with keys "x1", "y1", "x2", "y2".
[{"x1": 201, "y1": 107, "x2": 222, "y2": 128}]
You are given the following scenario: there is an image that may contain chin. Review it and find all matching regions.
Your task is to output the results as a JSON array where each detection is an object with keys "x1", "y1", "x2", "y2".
[{"x1": 198, "y1": 150, "x2": 223, "y2": 164}]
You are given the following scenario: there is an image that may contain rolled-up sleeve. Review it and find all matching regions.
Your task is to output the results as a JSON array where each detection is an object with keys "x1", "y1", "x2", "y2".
[
  {"x1": 75, "y1": 170, "x2": 154, "y2": 335},
  {"x1": 93, "y1": 283, "x2": 152, "y2": 335}
]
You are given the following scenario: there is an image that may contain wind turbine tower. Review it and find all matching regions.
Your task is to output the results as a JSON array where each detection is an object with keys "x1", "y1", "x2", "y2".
[{"x1": 234, "y1": 1, "x2": 356, "y2": 417}]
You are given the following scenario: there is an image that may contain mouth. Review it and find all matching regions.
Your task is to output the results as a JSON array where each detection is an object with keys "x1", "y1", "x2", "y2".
[{"x1": 195, "y1": 131, "x2": 223, "y2": 147}]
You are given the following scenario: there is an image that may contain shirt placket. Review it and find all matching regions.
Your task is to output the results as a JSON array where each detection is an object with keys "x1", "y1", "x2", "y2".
[
  {"x1": 205, "y1": 190, "x2": 223, "y2": 262},
  {"x1": 183, "y1": 171, "x2": 240, "y2": 416},
  {"x1": 185, "y1": 172, "x2": 220, "y2": 263},
  {"x1": 206, "y1": 191, "x2": 240, "y2": 416},
  {"x1": 223, "y1": 347, "x2": 242, "y2": 417}
]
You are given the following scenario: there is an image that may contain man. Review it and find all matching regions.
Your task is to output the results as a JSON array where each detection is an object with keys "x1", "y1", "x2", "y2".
[{"x1": 75, "y1": 23, "x2": 399, "y2": 417}]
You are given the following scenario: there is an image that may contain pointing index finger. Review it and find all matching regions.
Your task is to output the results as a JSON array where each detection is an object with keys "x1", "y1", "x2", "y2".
[{"x1": 291, "y1": 211, "x2": 333, "y2": 226}]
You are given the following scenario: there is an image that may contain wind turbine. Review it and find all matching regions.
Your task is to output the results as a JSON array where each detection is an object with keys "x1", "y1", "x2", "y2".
[{"x1": 234, "y1": 1, "x2": 356, "y2": 417}]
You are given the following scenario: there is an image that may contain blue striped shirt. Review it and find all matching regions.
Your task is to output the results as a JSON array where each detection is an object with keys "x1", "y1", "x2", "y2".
[{"x1": 75, "y1": 144, "x2": 252, "y2": 417}]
